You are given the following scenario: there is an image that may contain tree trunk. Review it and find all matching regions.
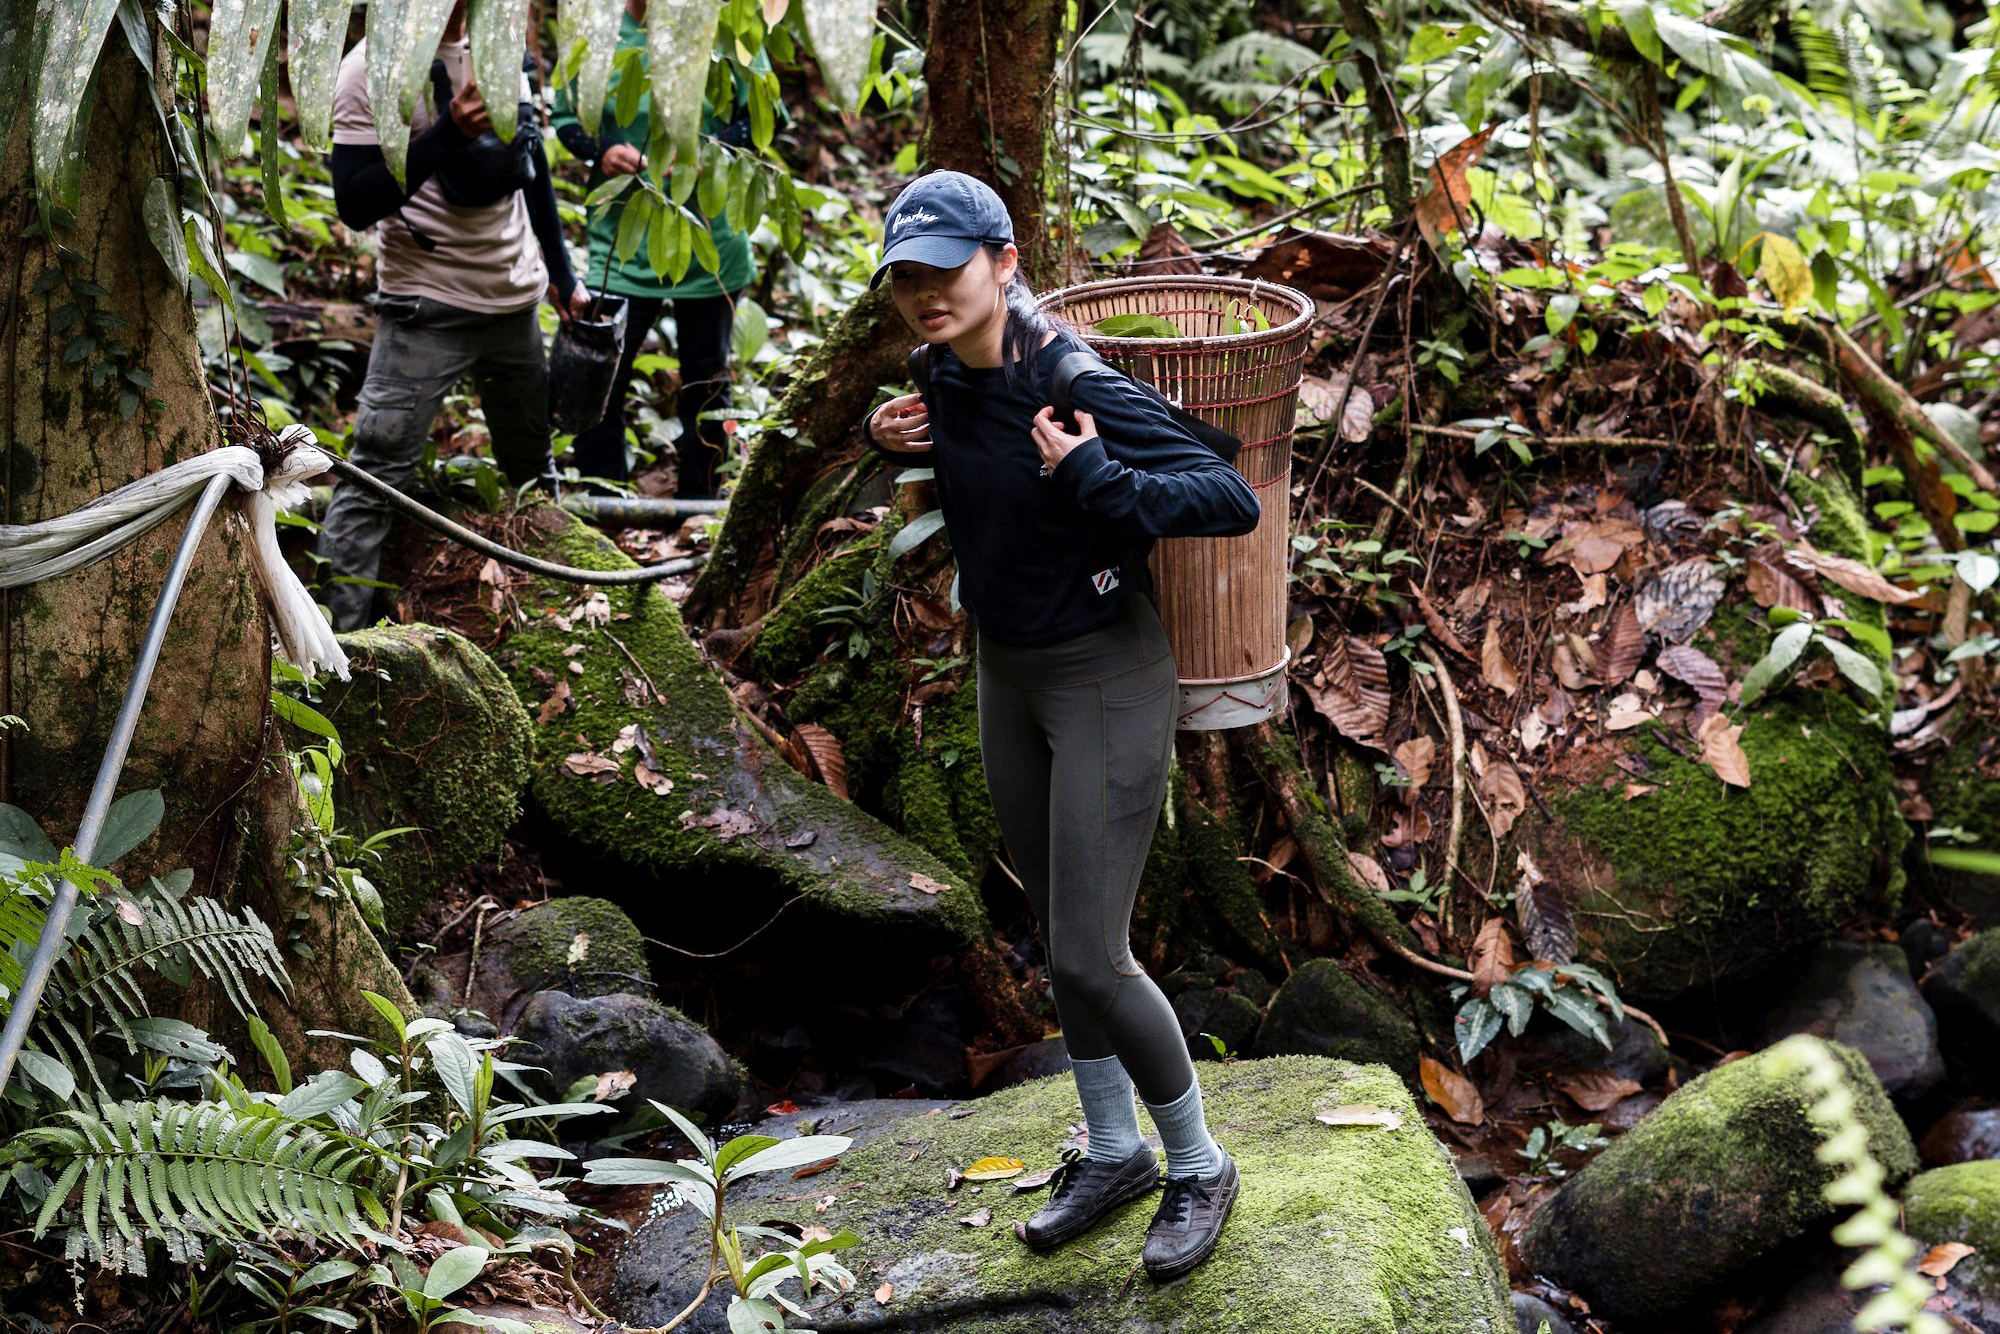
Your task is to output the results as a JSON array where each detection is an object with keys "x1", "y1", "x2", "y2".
[
  {"x1": 0, "y1": 35, "x2": 411, "y2": 1067},
  {"x1": 688, "y1": 0, "x2": 1063, "y2": 624}
]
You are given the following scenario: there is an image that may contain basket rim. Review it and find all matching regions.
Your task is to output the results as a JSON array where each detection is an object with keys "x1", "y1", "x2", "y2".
[{"x1": 1037, "y1": 274, "x2": 1314, "y2": 351}]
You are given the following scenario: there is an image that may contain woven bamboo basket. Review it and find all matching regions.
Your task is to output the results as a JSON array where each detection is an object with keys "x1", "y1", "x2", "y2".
[{"x1": 1038, "y1": 275, "x2": 1312, "y2": 729}]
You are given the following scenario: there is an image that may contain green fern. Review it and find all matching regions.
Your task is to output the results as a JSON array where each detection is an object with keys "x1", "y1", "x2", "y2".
[
  {"x1": 1191, "y1": 31, "x2": 1322, "y2": 111},
  {"x1": 30, "y1": 875, "x2": 291, "y2": 1094},
  {"x1": 20, "y1": 1100, "x2": 391, "y2": 1267},
  {"x1": 0, "y1": 882, "x2": 47, "y2": 996}
]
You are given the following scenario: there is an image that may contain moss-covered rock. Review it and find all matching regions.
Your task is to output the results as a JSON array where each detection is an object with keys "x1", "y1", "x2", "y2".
[
  {"x1": 1252, "y1": 958, "x2": 1418, "y2": 1077},
  {"x1": 1902, "y1": 1162, "x2": 2000, "y2": 1298},
  {"x1": 501, "y1": 507, "x2": 992, "y2": 962},
  {"x1": 1519, "y1": 691, "x2": 1908, "y2": 1001},
  {"x1": 1921, "y1": 733, "x2": 2000, "y2": 927},
  {"x1": 1518, "y1": 1036, "x2": 1919, "y2": 1326},
  {"x1": 318, "y1": 624, "x2": 534, "y2": 932},
  {"x1": 607, "y1": 1057, "x2": 1513, "y2": 1333},
  {"x1": 471, "y1": 897, "x2": 650, "y2": 1012},
  {"x1": 512, "y1": 990, "x2": 740, "y2": 1122},
  {"x1": 1921, "y1": 927, "x2": 2000, "y2": 1090}
]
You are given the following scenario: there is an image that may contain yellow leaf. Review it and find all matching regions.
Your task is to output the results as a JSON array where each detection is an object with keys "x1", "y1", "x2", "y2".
[
  {"x1": 1757, "y1": 232, "x2": 1813, "y2": 311},
  {"x1": 963, "y1": 1156, "x2": 1025, "y2": 1181}
]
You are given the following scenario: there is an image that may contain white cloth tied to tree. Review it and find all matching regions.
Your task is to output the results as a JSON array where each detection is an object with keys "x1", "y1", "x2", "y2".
[{"x1": 0, "y1": 425, "x2": 349, "y2": 679}]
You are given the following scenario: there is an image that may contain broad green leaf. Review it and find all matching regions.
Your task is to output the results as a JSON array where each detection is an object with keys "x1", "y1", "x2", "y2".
[
  {"x1": 299, "y1": 1261, "x2": 363, "y2": 1290},
  {"x1": 1544, "y1": 986, "x2": 1612, "y2": 1049},
  {"x1": 469, "y1": 0, "x2": 531, "y2": 141},
  {"x1": 646, "y1": 0, "x2": 721, "y2": 174},
  {"x1": 1654, "y1": 10, "x2": 1786, "y2": 109},
  {"x1": 426, "y1": 1031, "x2": 479, "y2": 1117},
  {"x1": 1455, "y1": 998, "x2": 1503, "y2": 1064},
  {"x1": 731, "y1": 295, "x2": 769, "y2": 362},
  {"x1": 28, "y1": 0, "x2": 122, "y2": 210},
  {"x1": 714, "y1": 1134, "x2": 781, "y2": 1176},
  {"x1": 296, "y1": 1308, "x2": 361, "y2": 1329},
  {"x1": 1819, "y1": 618, "x2": 1893, "y2": 662},
  {"x1": 559, "y1": 0, "x2": 621, "y2": 136},
  {"x1": 142, "y1": 177, "x2": 189, "y2": 292},
  {"x1": 582, "y1": 1156, "x2": 716, "y2": 1187},
  {"x1": 1545, "y1": 292, "x2": 1580, "y2": 335},
  {"x1": 1930, "y1": 848, "x2": 2000, "y2": 876},
  {"x1": 0, "y1": 804, "x2": 59, "y2": 864},
  {"x1": 279, "y1": 1071, "x2": 368, "y2": 1119},
  {"x1": 1739, "y1": 621, "x2": 1812, "y2": 706},
  {"x1": 259, "y1": 39, "x2": 290, "y2": 226},
  {"x1": 1818, "y1": 635, "x2": 1884, "y2": 703},
  {"x1": 126, "y1": 1017, "x2": 229, "y2": 1062},
  {"x1": 289, "y1": 0, "x2": 353, "y2": 146},
  {"x1": 647, "y1": 1098, "x2": 716, "y2": 1163},
  {"x1": 1490, "y1": 982, "x2": 1533, "y2": 1036},
  {"x1": 486, "y1": 1100, "x2": 618, "y2": 1123},
  {"x1": 1095, "y1": 313, "x2": 1183, "y2": 338},
  {"x1": 422, "y1": 1246, "x2": 489, "y2": 1301},
  {"x1": 90, "y1": 788, "x2": 164, "y2": 868},
  {"x1": 887, "y1": 509, "x2": 946, "y2": 559},
  {"x1": 270, "y1": 692, "x2": 344, "y2": 764},
  {"x1": 247, "y1": 1014, "x2": 293, "y2": 1093},
  {"x1": 803, "y1": 0, "x2": 872, "y2": 107},
  {"x1": 1610, "y1": 0, "x2": 1661, "y2": 65},
  {"x1": 722, "y1": 1134, "x2": 855, "y2": 1183},
  {"x1": 14, "y1": 1048, "x2": 76, "y2": 1101},
  {"x1": 205, "y1": 0, "x2": 282, "y2": 152},
  {"x1": 184, "y1": 214, "x2": 236, "y2": 314},
  {"x1": 1756, "y1": 233, "x2": 1811, "y2": 310},
  {"x1": 361, "y1": 988, "x2": 409, "y2": 1040},
  {"x1": 727, "y1": 1298, "x2": 786, "y2": 1334}
]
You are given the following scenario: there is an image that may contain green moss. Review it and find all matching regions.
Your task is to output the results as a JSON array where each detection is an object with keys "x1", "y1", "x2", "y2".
[
  {"x1": 775, "y1": 457, "x2": 885, "y2": 589},
  {"x1": 1549, "y1": 690, "x2": 1907, "y2": 998},
  {"x1": 753, "y1": 531, "x2": 886, "y2": 680},
  {"x1": 502, "y1": 509, "x2": 991, "y2": 951},
  {"x1": 321, "y1": 624, "x2": 535, "y2": 932},
  {"x1": 1519, "y1": 1037, "x2": 1917, "y2": 1324},
  {"x1": 1179, "y1": 782, "x2": 1293, "y2": 973},
  {"x1": 490, "y1": 896, "x2": 651, "y2": 994},
  {"x1": 1903, "y1": 1162, "x2": 2000, "y2": 1296},
  {"x1": 884, "y1": 672, "x2": 999, "y2": 880},
  {"x1": 779, "y1": 1057, "x2": 1510, "y2": 1333}
]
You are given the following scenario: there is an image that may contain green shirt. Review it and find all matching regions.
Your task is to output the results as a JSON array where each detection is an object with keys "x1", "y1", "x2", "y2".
[{"x1": 551, "y1": 11, "x2": 756, "y2": 301}]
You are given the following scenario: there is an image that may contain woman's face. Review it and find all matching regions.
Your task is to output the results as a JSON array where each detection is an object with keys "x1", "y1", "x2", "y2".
[{"x1": 887, "y1": 245, "x2": 1017, "y2": 345}]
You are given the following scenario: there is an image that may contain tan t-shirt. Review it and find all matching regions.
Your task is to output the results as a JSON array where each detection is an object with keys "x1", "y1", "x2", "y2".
[{"x1": 332, "y1": 39, "x2": 546, "y2": 313}]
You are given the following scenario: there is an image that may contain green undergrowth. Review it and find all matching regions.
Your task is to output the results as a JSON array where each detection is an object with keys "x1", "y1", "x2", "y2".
[{"x1": 784, "y1": 1057, "x2": 1510, "y2": 1333}]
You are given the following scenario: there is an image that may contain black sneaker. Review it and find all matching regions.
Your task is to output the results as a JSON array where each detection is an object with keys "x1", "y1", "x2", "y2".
[
  {"x1": 1142, "y1": 1150, "x2": 1239, "y2": 1281},
  {"x1": 1020, "y1": 1146, "x2": 1159, "y2": 1251}
]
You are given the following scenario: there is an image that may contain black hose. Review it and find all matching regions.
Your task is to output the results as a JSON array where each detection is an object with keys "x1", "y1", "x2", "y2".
[{"x1": 324, "y1": 457, "x2": 706, "y2": 586}]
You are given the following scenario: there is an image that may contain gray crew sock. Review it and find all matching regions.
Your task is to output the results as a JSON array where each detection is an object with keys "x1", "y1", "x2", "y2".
[
  {"x1": 1144, "y1": 1076, "x2": 1225, "y2": 1179},
  {"x1": 1070, "y1": 1055, "x2": 1147, "y2": 1163}
]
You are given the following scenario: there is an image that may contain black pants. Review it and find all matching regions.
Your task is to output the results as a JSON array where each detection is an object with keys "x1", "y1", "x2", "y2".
[
  {"x1": 568, "y1": 290, "x2": 737, "y2": 498},
  {"x1": 977, "y1": 595, "x2": 1196, "y2": 1104}
]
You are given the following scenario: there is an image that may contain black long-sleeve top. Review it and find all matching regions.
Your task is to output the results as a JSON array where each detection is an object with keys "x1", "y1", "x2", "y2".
[
  {"x1": 905, "y1": 330, "x2": 1260, "y2": 647},
  {"x1": 328, "y1": 122, "x2": 577, "y2": 301}
]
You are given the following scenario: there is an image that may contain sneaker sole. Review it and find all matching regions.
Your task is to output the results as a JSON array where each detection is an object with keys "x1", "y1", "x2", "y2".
[
  {"x1": 1143, "y1": 1162, "x2": 1240, "y2": 1282},
  {"x1": 1022, "y1": 1167, "x2": 1159, "y2": 1252}
]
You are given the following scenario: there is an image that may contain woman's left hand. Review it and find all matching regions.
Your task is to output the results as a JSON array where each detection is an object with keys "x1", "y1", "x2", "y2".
[{"x1": 1031, "y1": 406, "x2": 1097, "y2": 474}]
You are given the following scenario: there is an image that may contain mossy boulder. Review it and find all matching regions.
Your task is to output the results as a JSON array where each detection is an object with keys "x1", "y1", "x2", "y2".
[
  {"x1": 473, "y1": 896, "x2": 651, "y2": 1013},
  {"x1": 1902, "y1": 1162, "x2": 2000, "y2": 1298},
  {"x1": 1518, "y1": 692, "x2": 1908, "y2": 1001},
  {"x1": 512, "y1": 990, "x2": 740, "y2": 1122},
  {"x1": 607, "y1": 1056, "x2": 1513, "y2": 1333},
  {"x1": 499, "y1": 507, "x2": 993, "y2": 963},
  {"x1": 319, "y1": 624, "x2": 534, "y2": 932},
  {"x1": 1518, "y1": 1036, "x2": 1919, "y2": 1326},
  {"x1": 1752, "y1": 941, "x2": 1944, "y2": 1102},
  {"x1": 1921, "y1": 927, "x2": 2000, "y2": 1090},
  {"x1": 1922, "y1": 734, "x2": 2000, "y2": 927},
  {"x1": 1252, "y1": 958, "x2": 1419, "y2": 1077}
]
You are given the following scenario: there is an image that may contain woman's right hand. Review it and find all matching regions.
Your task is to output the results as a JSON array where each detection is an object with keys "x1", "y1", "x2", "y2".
[
  {"x1": 448, "y1": 79, "x2": 493, "y2": 137},
  {"x1": 601, "y1": 143, "x2": 645, "y2": 175},
  {"x1": 869, "y1": 393, "x2": 932, "y2": 453}
]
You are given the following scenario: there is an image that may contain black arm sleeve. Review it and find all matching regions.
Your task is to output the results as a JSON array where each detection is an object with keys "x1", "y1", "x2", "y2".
[
  {"x1": 554, "y1": 122, "x2": 601, "y2": 165},
  {"x1": 1049, "y1": 370, "x2": 1261, "y2": 539},
  {"x1": 328, "y1": 116, "x2": 470, "y2": 231},
  {"x1": 522, "y1": 139, "x2": 576, "y2": 299}
]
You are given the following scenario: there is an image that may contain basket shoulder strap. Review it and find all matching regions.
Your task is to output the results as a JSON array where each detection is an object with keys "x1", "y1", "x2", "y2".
[
  {"x1": 1054, "y1": 349, "x2": 1244, "y2": 465},
  {"x1": 1050, "y1": 350, "x2": 1110, "y2": 425},
  {"x1": 907, "y1": 344, "x2": 933, "y2": 395}
]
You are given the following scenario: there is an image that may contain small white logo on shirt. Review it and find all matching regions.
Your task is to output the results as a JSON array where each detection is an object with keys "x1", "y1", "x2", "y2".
[
  {"x1": 893, "y1": 207, "x2": 941, "y2": 232},
  {"x1": 1091, "y1": 567, "x2": 1120, "y2": 595}
]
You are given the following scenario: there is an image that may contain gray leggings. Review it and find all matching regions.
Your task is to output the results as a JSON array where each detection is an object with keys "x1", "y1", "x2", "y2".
[{"x1": 977, "y1": 595, "x2": 1196, "y2": 1104}]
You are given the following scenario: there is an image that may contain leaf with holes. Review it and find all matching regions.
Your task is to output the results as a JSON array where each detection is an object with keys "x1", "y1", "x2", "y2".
[
  {"x1": 792, "y1": 723, "x2": 849, "y2": 800},
  {"x1": 1478, "y1": 761, "x2": 1527, "y2": 837},
  {"x1": 1419, "y1": 1055, "x2": 1486, "y2": 1125},
  {"x1": 1697, "y1": 713, "x2": 1752, "y2": 789},
  {"x1": 1656, "y1": 645, "x2": 1728, "y2": 719},
  {"x1": 1480, "y1": 620, "x2": 1519, "y2": 696},
  {"x1": 205, "y1": 0, "x2": 282, "y2": 151},
  {"x1": 1302, "y1": 636, "x2": 1391, "y2": 749}
]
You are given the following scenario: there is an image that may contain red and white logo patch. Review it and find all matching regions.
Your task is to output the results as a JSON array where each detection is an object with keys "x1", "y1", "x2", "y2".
[{"x1": 1091, "y1": 567, "x2": 1120, "y2": 595}]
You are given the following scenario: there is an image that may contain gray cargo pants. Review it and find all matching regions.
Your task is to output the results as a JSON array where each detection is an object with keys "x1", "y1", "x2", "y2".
[{"x1": 319, "y1": 293, "x2": 553, "y2": 631}]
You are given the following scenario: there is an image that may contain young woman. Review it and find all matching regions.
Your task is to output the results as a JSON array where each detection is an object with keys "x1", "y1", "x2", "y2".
[{"x1": 865, "y1": 170, "x2": 1258, "y2": 1281}]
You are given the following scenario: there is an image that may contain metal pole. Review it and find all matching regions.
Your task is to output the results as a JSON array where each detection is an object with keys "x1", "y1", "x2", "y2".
[{"x1": 0, "y1": 472, "x2": 234, "y2": 1091}]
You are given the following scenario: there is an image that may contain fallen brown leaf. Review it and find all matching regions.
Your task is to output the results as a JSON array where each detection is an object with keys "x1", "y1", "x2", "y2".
[
  {"x1": 1557, "y1": 1071, "x2": 1643, "y2": 1112},
  {"x1": 1745, "y1": 556, "x2": 1817, "y2": 615},
  {"x1": 1599, "y1": 604, "x2": 1646, "y2": 685},
  {"x1": 1794, "y1": 542, "x2": 1920, "y2": 605},
  {"x1": 1419, "y1": 1054, "x2": 1486, "y2": 1125},
  {"x1": 562, "y1": 752, "x2": 621, "y2": 782},
  {"x1": 536, "y1": 680, "x2": 573, "y2": 724},
  {"x1": 958, "y1": 1208, "x2": 993, "y2": 1228},
  {"x1": 1346, "y1": 850, "x2": 1393, "y2": 896},
  {"x1": 1917, "y1": 1242, "x2": 1976, "y2": 1278},
  {"x1": 1414, "y1": 586, "x2": 1474, "y2": 658},
  {"x1": 1481, "y1": 621, "x2": 1520, "y2": 696},
  {"x1": 875, "y1": 1282, "x2": 894, "y2": 1306},
  {"x1": 1011, "y1": 1164, "x2": 1062, "y2": 1192},
  {"x1": 908, "y1": 872, "x2": 950, "y2": 896},
  {"x1": 1395, "y1": 735, "x2": 1437, "y2": 792},
  {"x1": 1656, "y1": 644, "x2": 1729, "y2": 720},
  {"x1": 793, "y1": 723, "x2": 850, "y2": 801},
  {"x1": 592, "y1": 1070, "x2": 637, "y2": 1102},
  {"x1": 1302, "y1": 635, "x2": 1393, "y2": 749},
  {"x1": 1479, "y1": 761, "x2": 1528, "y2": 837},
  {"x1": 634, "y1": 763, "x2": 675, "y2": 795},
  {"x1": 1559, "y1": 572, "x2": 1609, "y2": 616},
  {"x1": 1315, "y1": 1104, "x2": 1405, "y2": 1130},
  {"x1": 1470, "y1": 918, "x2": 1516, "y2": 995},
  {"x1": 1697, "y1": 713, "x2": 1753, "y2": 788}
]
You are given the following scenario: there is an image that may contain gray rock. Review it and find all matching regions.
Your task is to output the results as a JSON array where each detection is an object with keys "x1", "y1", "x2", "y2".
[
  {"x1": 1511, "y1": 1292, "x2": 1577, "y2": 1334},
  {"x1": 445, "y1": 897, "x2": 651, "y2": 1028},
  {"x1": 1173, "y1": 987, "x2": 1262, "y2": 1061},
  {"x1": 987, "y1": 1037, "x2": 1070, "y2": 1091},
  {"x1": 1923, "y1": 928, "x2": 2000, "y2": 1090},
  {"x1": 1517, "y1": 1014, "x2": 1669, "y2": 1086},
  {"x1": 512, "y1": 991, "x2": 739, "y2": 1122},
  {"x1": 1735, "y1": 1256, "x2": 1869, "y2": 1334},
  {"x1": 1518, "y1": 1037, "x2": 1919, "y2": 1327},
  {"x1": 1754, "y1": 942, "x2": 1945, "y2": 1100},
  {"x1": 322, "y1": 625, "x2": 535, "y2": 932},
  {"x1": 1901, "y1": 918, "x2": 1953, "y2": 976},
  {"x1": 1253, "y1": 958, "x2": 1418, "y2": 1075},
  {"x1": 1920, "y1": 1106, "x2": 2000, "y2": 1166},
  {"x1": 605, "y1": 1058, "x2": 1513, "y2": 1334}
]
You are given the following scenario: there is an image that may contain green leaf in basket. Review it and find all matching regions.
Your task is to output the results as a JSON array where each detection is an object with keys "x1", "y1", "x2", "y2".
[{"x1": 1095, "y1": 313, "x2": 1183, "y2": 338}]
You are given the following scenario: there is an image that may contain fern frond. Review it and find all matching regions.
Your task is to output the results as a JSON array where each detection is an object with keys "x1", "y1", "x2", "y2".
[
  {"x1": 30, "y1": 889, "x2": 290, "y2": 1093},
  {"x1": 0, "y1": 882, "x2": 47, "y2": 995},
  {"x1": 20, "y1": 1100, "x2": 392, "y2": 1268}
]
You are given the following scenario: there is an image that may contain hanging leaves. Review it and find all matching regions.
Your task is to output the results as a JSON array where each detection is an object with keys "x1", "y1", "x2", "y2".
[
  {"x1": 558, "y1": 0, "x2": 622, "y2": 135},
  {"x1": 289, "y1": 0, "x2": 353, "y2": 147},
  {"x1": 366, "y1": 0, "x2": 457, "y2": 183},
  {"x1": 803, "y1": 0, "x2": 873, "y2": 108},
  {"x1": 206, "y1": 0, "x2": 283, "y2": 152},
  {"x1": 142, "y1": 177, "x2": 190, "y2": 292},
  {"x1": 1301, "y1": 635, "x2": 1391, "y2": 749},
  {"x1": 647, "y1": 0, "x2": 721, "y2": 174},
  {"x1": 28, "y1": 0, "x2": 123, "y2": 210},
  {"x1": 470, "y1": 0, "x2": 533, "y2": 141}
]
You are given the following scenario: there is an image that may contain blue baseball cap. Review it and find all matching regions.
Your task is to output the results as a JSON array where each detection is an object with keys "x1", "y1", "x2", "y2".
[{"x1": 871, "y1": 170, "x2": 1015, "y2": 288}]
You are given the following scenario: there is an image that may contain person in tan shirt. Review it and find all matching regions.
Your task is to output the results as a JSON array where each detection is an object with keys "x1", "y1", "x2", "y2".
[{"x1": 318, "y1": 2, "x2": 588, "y2": 630}]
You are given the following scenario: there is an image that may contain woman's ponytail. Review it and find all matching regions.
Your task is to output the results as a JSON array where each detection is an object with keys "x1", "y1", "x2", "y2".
[{"x1": 987, "y1": 245, "x2": 1067, "y2": 398}]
